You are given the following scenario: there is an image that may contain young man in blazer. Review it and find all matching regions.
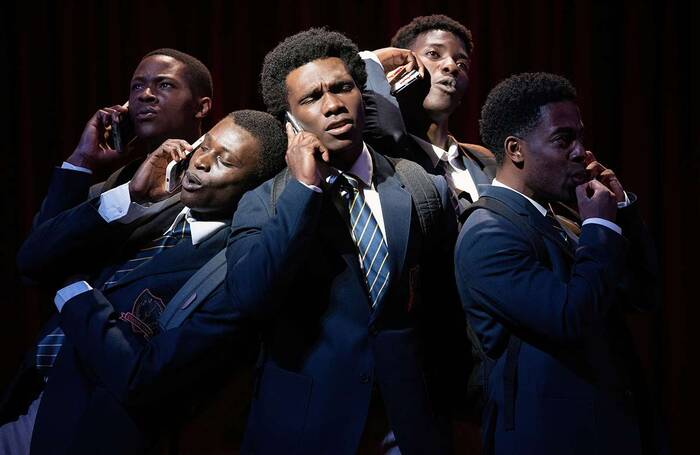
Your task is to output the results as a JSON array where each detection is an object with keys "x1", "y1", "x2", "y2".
[{"x1": 4, "y1": 110, "x2": 286, "y2": 454}]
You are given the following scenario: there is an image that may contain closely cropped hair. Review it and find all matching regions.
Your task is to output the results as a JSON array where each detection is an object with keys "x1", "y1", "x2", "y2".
[
  {"x1": 390, "y1": 14, "x2": 474, "y2": 55},
  {"x1": 479, "y1": 72, "x2": 577, "y2": 164},
  {"x1": 260, "y1": 28, "x2": 367, "y2": 120},
  {"x1": 228, "y1": 110, "x2": 287, "y2": 183},
  {"x1": 143, "y1": 48, "x2": 213, "y2": 99}
]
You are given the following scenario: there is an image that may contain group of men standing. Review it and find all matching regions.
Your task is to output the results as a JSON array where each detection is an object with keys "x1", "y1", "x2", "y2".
[{"x1": 1, "y1": 14, "x2": 662, "y2": 455}]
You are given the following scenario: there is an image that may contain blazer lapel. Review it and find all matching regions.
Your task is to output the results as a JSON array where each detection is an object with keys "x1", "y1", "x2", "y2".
[
  {"x1": 484, "y1": 186, "x2": 574, "y2": 260},
  {"x1": 372, "y1": 150, "x2": 412, "y2": 310},
  {"x1": 99, "y1": 224, "x2": 229, "y2": 291}
]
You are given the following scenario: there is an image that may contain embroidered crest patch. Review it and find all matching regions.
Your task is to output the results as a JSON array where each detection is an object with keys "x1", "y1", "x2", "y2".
[{"x1": 119, "y1": 289, "x2": 166, "y2": 339}]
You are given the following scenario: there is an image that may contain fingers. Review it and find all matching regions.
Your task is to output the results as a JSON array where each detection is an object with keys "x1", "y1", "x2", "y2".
[
  {"x1": 599, "y1": 169, "x2": 625, "y2": 203},
  {"x1": 285, "y1": 122, "x2": 296, "y2": 142},
  {"x1": 410, "y1": 51, "x2": 426, "y2": 78},
  {"x1": 157, "y1": 139, "x2": 192, "y2": 162}
]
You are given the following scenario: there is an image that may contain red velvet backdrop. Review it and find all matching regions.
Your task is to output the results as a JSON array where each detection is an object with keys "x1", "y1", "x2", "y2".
[{"x1": 1, "y1": 0, "x2": 695, "y2": 450}]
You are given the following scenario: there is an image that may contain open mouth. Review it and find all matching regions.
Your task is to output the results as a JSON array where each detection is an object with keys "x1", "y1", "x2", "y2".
[
  {"x1": 435, "y1": 79, "x2": 457, "y2": 94},
  {"x1": 326, "y1": 118, "x2": 354, "y2": 136},
  {"x1": 182, "y1": 171, "x2": 203, "y2": 191}
]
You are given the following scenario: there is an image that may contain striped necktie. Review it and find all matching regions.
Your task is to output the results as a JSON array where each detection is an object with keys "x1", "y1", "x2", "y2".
[
  {"x1": 341, "y1": 174, "x2": 391, "y2": 308},
  {"x1": 35, "y1": 326, "x2": 65, "y2": 379},
  {"x1": 34, "y1": 217, "x2": 192, "y2": 376},
  {"x1": 102, "y1": 216, "x2": 191, "y2": 290}
]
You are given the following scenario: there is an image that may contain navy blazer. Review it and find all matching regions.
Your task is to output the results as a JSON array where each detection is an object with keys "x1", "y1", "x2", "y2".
[
  {"x1": 17, "y1": 198, "x2": 246, "y2": 454},
  {"x1": 455, "y1": 185, "x2": 659, "y2": 454},
  {"x1": 226, "y1": 149, "x2": 464, "y2": 454}
]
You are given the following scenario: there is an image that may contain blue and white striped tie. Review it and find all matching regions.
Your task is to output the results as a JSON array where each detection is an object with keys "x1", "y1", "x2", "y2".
[
  {"x1": 35, "y1": 326, "x2": 65, "y2": 379},
  {"x1": 342, "y1": 174, "x2": 391, "y2": 308}
]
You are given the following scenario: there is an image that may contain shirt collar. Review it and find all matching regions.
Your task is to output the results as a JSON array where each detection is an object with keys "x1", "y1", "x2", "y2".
[
  {"x1": 409, "y1": 133, "x2": 461, "y2": 168},
  {"x1": 166, "y1": 207, "x2": 227, "y2": 245},
  {"x1": 492, "y1": 179, "x2": 548, "y2": 216},
  {"x1": 325, "y1": 142, "x2": 373, "y2": 188}
]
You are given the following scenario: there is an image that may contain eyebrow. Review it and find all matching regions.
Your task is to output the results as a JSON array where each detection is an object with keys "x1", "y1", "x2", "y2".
[
  {"x1": 203, "y1": 133, "x2": 232, "y2": 156},
  {"x1": 421, "y1": 43, "x2": 468, "y2": 60}
]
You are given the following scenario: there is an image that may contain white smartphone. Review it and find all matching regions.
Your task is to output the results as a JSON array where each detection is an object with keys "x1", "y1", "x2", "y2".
[{"x1": 164, "y1": 135, "x2": 205, "y2": 192}]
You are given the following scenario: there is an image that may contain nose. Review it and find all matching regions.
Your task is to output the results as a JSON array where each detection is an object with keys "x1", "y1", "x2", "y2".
[
  {"x1": 321, "y1": 92, "x2": 345, "y2": 117},
  {"x1": 570, "y1": 141, "x2": 585, "y2": 162},
  {"x1": 138, "y1": 85, "x2": 156, "y2": 103},
  {"x1": 440, "y1": 56, "x2": 459, "y2": 76},
  {"x1": 192, "y1": 149, "x2": 212, "y2": 172}
]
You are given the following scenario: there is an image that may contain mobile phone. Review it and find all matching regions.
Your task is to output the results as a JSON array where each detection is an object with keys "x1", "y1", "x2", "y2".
[
  {"x1": 390, "y1": 69, "x2": 421, "y2": 96},
  {"x1": 164, "y1": 135, "x2": 205, "y2": 192},
  {"x1": 107, "y1": 101, "x2": 134, "y2": 153},
  {"x1": 285, "y1": 111, "x2": 304, "y2": 134}
]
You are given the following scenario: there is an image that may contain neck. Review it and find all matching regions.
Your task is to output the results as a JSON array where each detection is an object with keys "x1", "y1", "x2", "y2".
[
  {"x1": 330, "y1": 144, "x2": 363, "y2": 172},
  {"x1": 405, "y1": 110, "x2": 450, "y2": 149}
]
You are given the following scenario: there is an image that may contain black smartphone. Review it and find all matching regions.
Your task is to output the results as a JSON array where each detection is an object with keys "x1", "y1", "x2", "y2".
[
  {"x1": 165, "y1": 135, "x2": 205, "y2": 192},
  {"x1": 106, "y1": 101, "x2": 134, "y2": 153},
  {"x1": 285, "y1": 111, "x2": 304, "y2": 134}
]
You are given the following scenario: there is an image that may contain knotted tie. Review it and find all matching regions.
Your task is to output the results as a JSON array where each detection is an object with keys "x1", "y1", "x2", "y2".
[
  {"x1": 341, "y1": 174, "x2": 391, "y2": 308},
  {"x1": 35, "y1": 217, "x2": 192, "y2": 376},
  {"x1": 436, "y1": 159, "x2": 471, "y2": 218},
  {"x1": 102, "y1": 216, "x2": 191, "y2": 290},
  {"x1": 545, "y1": 209, "x2": 577, "y2": 253}
]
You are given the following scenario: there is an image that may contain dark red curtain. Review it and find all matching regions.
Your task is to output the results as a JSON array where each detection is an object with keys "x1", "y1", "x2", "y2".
[{"x1": 1, "y1": 0, "x2": 695, "y2": 450}]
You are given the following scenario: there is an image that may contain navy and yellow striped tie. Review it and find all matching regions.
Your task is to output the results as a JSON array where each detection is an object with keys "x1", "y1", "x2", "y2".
[{"x1": 342, "y1": 174, "x2": 391, "y2": 308}]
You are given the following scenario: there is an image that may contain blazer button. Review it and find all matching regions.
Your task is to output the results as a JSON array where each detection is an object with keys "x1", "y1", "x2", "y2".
[{"x1": 360, "y1": 373, "x2": 370, "y2": 384}]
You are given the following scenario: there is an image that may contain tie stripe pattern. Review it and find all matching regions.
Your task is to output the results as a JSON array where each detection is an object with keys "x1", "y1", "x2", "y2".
[
  {"x1": 102, "y1": 217, "x2": 191, "y2": 289},
  {"x1": 35, "y1": 326, "x2": 65, "y2": 378},
  {"x1": 343, "y1": 174, "x2": 391, "y2": 307}
]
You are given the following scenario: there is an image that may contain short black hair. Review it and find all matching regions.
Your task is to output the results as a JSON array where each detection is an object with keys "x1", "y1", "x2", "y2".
[
  {"x1": 390, "y1": 14, "x2": 474, "y2": 55},
  {"x1": 143, "y1": 48, "x2": 213, "y2": 99},
  {"x1": 260, "y1": 27, "x2": 367, "y2": 120},
  {"x1": 479, "y1": 72, "x2": 577, "y2": 164},
  {"x1": 227, "y1": 110, "x2": 287, "y2": 183}
]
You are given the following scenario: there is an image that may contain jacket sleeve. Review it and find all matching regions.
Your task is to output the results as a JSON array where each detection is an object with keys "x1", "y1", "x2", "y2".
[
  {"x1": 456, "y1": 209, "x2": 629, "y2": 345},
  {"x1": 59, "y1": 286, "x2": 256, "y2": 407},
  {"x1": 225, "y1": 179, "x2": 324, "y2": 320}
]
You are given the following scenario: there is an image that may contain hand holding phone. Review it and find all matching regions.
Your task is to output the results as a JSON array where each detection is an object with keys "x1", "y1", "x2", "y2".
[
  {"x1": 165, "y1": 135, "x2": 205, "y2": 192},
  {"x1": 390, "y1": 69, "x2": 421, "y2": 95},
  {"x1": 106, "y1": 101, "x2": 134, "y2": 153},
  {"x1": 284, "y1": 112, "x2": 331, "y2": 187}
]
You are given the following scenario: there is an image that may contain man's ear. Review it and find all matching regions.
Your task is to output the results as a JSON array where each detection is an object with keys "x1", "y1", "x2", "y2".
[
  {"x1": 194, "y1": 97, "x2": 212, "y2": 119},
  {"x1": 504, "y1": 136, "x2": 524, "y2": 165}
]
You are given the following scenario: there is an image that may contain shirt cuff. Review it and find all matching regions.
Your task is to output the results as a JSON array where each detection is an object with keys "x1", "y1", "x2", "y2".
[
  {"x1": 359, "y1": 51, "x2": 384, "y2": 70},
  {"x1": 54, "y1": 281, "x2": 93, "y2": 312},
  {"x1": 297, "y1": 180, "x2": 323, "y2": 193},
  {"x1": 582, "y1": 218, "x2": 622, "y2": 235},
  {"x1": 97, "y1": 182, "x2": 164, "y2": 224},
  {"x1": 61, "y1": 161, "x2": 93, "y2": 175}
]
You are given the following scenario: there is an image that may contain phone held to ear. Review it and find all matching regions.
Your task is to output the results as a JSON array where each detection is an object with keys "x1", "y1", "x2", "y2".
[
  {"x1": 390, "y1": 69, "x2": 421, "y2": 96},
  {"x1": 106, "y1": 101, "x2": 134, "y2": 153},
  {"x1": 164, "y1": 135, "x2": 205, "y2": 193},
  {"x1": 285, "y1": 111, "x2": 304, "y2": 135}
]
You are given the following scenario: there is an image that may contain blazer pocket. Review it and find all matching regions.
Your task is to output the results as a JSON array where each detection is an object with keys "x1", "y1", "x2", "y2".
[{"x1": 244, "y1": 363, "x2": 313, "y2": 453}]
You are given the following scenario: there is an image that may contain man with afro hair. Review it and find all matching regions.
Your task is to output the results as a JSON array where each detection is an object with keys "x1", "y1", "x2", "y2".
[
  {"x1": 228, "y1": 27, "x2": 464, "y2": 454},
  {"x1": 361, "y1": 14, "x2": 496, "y2": 226},
  {"x1": 456, "y1": 72, "x2": 662, "y2": 454}
]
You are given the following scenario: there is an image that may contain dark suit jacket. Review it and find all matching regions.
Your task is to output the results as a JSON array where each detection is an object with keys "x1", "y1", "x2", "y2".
[
  {"x1": 455, "y1": 185, "x2": 660, "y2": 454},
  {"x1": 226, "y1": 149, "x2": 464, "y2": 454},
  {"x1": 32, "y1": 160, "x2": 183, "y2": 250},
  {"x1": 362, "y1": 57, "x2": 497, "y2": 204},
  {"x1": 17, "y1": 197, "x2": 246, "y2": 454}
]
